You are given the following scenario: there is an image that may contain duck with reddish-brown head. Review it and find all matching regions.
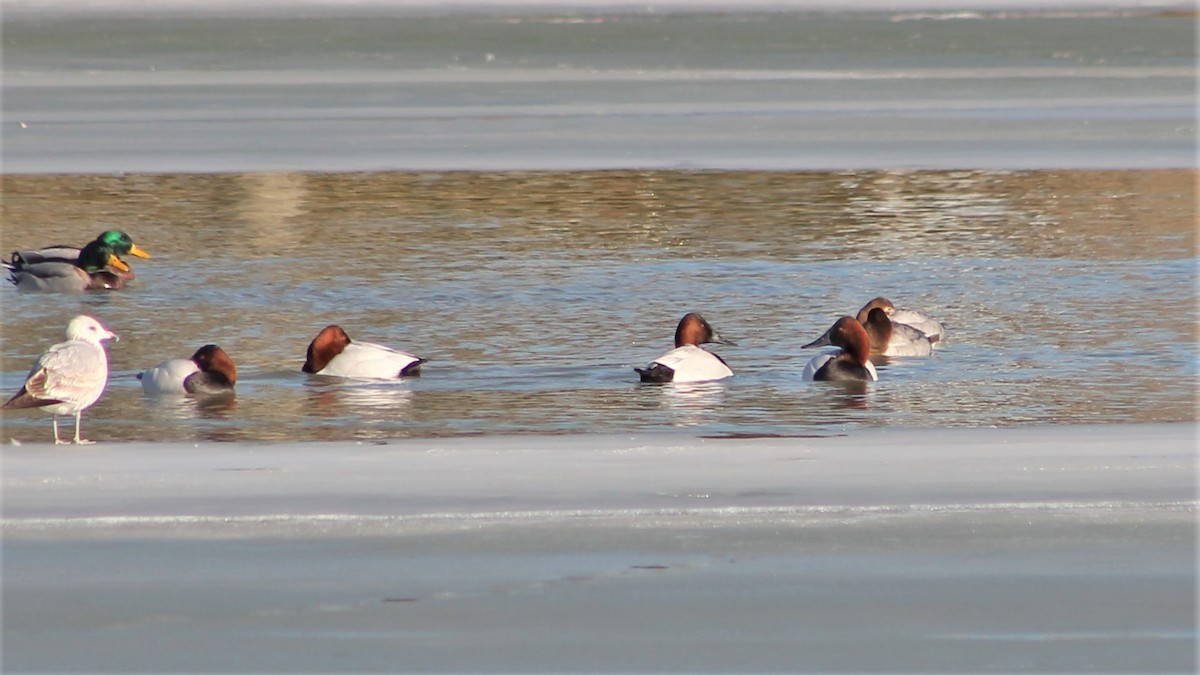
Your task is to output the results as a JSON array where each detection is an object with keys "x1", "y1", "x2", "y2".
[
  {"x1": 303, "y1": 325, "x2": 424, "y2": 379},
  {"x1": 636, "y1": 312, "x2": 734, "y2": 384},
  {"x1": 802, "y1": 317, "x2": 878, "y2": 382},
  {"x1": 139, "y1": 344, "x2": 237, "y2": 396}
]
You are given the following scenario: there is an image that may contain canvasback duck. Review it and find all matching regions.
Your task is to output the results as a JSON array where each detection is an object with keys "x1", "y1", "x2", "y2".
[
  {"x1": 857, "y1": 306, "x2": 934, "y2": 357},
  {"x1": 804, "y1": 302, "x2": 935, "y2": 357},
  {"x1": 801, "y1": 317, "x2": 878, "y2": 382},
  {"x1": 139, "y1": 344, "x2": 237, "y2": 396},
  {"x1": 635, "y1": 312, "x2": 734, "y2": 383},
  {"x1": 857, "y1": 297, "x2": 944, "y2": 346},
  {"x1": 1, "y1": 315, "x2": 117, "y2": 444},
  {"x1": 6, "y1": 231, "x2": 151, "y2": 292},
  {"x1": 302, "y1": 325, "x2": 424, "y2": 379}
]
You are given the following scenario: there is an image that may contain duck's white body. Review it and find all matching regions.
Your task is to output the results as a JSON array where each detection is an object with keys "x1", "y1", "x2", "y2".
[
  {"x1": 879, "y1": 322, "x2": 935, "y2": 357},
  {"x1": 890, "y1": 308, "x2": 944, "y2": 346},
  {"x1": 140, "y1": 344, "x2": 237, "y2": 396},
  {"x1": 313, "y1": 341, "x2": 423, "y2": 379},
  {"x1": 140, "y1": 359, "x2": 201, "y2": 395},
  {"x1": 640, "y1": 344, "x2": 733, "y2": 384}
]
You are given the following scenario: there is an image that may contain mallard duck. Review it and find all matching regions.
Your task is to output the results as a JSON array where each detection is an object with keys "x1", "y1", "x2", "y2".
[
  {"x1": 9, "y1": 230, "x2": 150, "y2": 270},
  {"x1": 139, "y1": 344, "x2": 238, "y2": 396},
  {"x1": 635, "y1": 312, "x2": 735, "y2": 383},
  {"x1": 5, "y1": 233, "x2": 150, "y2": 292},
  {"x1": 2, "y1": 315, "x2": 118, "y2": 444},
  {"x1": 303, "y1": 325, "x2": 425, "y2": 379}
]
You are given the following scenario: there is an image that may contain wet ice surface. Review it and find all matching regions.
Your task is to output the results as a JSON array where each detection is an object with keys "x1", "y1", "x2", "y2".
[
  {"x1": 3, "y1": 425, "x2": 1196, "y2": 671},
  {"x1": 3, "y1": 4, "x2": 1194, "y2": 173}
]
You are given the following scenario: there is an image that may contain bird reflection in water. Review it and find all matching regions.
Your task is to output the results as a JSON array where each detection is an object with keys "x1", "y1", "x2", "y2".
[
  {"x1": 143, "y1": 391, "x2": 238, "y2": 421},
  {"x1": 653, "y1": 380, "x2": 728, "y2": 428},
  {"x1": 304, "y1": 380, "x2": 414, "y2": 421},
  {"x1": 826, "y1": 381, "x2": 871, "y2": 409}
]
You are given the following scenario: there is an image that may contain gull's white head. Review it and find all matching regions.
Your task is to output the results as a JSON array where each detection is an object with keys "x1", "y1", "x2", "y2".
[{"x1": 65, "y1": 315, "x2": 118, "y2": 344}]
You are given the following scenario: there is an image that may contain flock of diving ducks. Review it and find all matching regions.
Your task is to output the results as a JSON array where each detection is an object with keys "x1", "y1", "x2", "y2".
[{"x1": 3, "y1": 231, "x2": 946, "y2": 445}]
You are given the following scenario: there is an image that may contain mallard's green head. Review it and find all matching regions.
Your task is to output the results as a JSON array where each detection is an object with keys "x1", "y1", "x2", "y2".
[
  {"x1": 76, "y1": 241, "x2": 131, "y2": 274},
  {"x1": 94, "y1": 230, "x2": 151, "y2": 259}
]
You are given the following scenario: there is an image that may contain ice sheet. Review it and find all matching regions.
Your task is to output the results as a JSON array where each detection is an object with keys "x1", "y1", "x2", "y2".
[
  {"x1": 3, "y1": 424, "x2": 1196, "y2": 671},
  {"x1": 3, "y1": 2, "x2": 1193, "y2": 173}
]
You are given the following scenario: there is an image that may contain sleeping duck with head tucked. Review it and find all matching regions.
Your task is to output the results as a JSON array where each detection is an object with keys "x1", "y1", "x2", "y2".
[
  {"x1": 139, "y1": 344, "x2": 238, "y2": 397},
  {"x1": 5, "y1": 230, "x2": 152, "y2": 292},
  {"x1": 303, "y1": 325, "x2": 425, "y2": 379},
  {"x1": 855, "y1": 297, "x2": 944, "y2": 349},
  {"x1": 803, "y1": 297, "x2": 942, "y2": 357}
]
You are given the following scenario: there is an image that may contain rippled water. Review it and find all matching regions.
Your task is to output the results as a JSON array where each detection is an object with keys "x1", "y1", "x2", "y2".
[{"x1": 0, "y1": 169, "x2": 1194, "y2": 442}]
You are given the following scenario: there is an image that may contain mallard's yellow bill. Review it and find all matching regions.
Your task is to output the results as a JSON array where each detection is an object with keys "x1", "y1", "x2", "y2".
[
  {"x1": 107, "y1": 254, "x2": 131, "y2": 272},
  {"x1": 128, "y1": 243, "x2": 151, "y2": 259}
]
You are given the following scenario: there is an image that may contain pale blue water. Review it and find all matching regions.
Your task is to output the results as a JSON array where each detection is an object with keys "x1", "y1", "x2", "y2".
[
  {"x1": 0, "y1": 7, "x2": 1195, "y2": 442},
  {"x1": 1, "y1": 170, "x2": 1194, "y2": 442}
]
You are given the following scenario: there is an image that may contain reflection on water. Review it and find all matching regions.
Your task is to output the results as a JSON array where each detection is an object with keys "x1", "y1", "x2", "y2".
[
  {"x1": 142, "y1": 392, "x2": 239, "y2": 422},
  {"x1": 305, "y1": 380, "x2": 415, "y2": 419},
  {"x1": 0, "y1": 170, "x2": 1195, "y2": 443},
  {"x1": 646, "y1": 381, "x2": 729, "y2": 428}
]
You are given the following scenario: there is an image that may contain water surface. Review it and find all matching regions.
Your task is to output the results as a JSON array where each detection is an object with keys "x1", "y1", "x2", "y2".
[{"x1": 1, "y1": 169, "x2": 1194, "y2": 442}]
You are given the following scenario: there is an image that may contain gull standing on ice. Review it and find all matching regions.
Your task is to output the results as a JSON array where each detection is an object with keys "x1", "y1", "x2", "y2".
[{"x1": 2, "y1": 315, "x2": 117, "y2": 444}]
